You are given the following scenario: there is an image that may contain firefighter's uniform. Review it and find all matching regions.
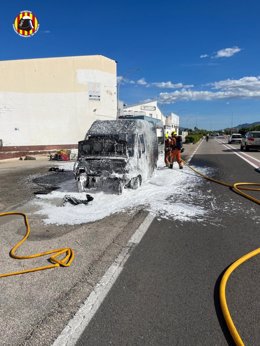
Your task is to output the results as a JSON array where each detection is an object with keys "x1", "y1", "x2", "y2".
[
  {"x1": 164, "y1": 133, "x2": 172, "y2": 167},
  {"x1": 169, "y1": 133, "x2": 184, "y2": 169}
]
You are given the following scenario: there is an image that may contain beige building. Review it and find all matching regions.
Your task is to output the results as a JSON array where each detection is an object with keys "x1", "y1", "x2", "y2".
[{"x1": 0, "y1": 55, "x2": 117, "y2": 159}]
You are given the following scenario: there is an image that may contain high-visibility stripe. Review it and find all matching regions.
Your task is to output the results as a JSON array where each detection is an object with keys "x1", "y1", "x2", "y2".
[
  {"x1": 35, "y1": 17, "x2": 38, "y2": 30},
  {"x1": 14, "y1": 17, "x2": 18, "y2": 30},
  {"x1": 30, "y1": 13, "x2": 34, "y2": 33},
  {"x1": 19, "y1": 12, "x2": 23, "y2": 34},
  {"x1": 32, "y1": 16, "x2": 35, "y2": 32}
]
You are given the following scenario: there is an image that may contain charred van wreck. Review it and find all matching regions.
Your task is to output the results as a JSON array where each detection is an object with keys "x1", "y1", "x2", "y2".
[{"x1": 74, "y1": 119, "x2": 158, "y2": 194}]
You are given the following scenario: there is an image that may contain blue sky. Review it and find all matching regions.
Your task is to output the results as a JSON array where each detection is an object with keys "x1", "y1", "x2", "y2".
[{"x1": 1, "y1": 0, "x2": 260, "y2": 130}]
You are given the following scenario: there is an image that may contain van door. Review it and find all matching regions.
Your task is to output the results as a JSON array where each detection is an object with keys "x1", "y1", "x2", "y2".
[{"x1": 137, "y1": 134, "x2": 147, "y2": 172}]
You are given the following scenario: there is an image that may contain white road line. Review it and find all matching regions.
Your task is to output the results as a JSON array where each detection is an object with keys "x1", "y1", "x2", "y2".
[
  {"x1": 52, "y1": 213, "x2": 155, "y2": 346},
  {"x1": 186, "y1": 138, "x2": 204, "y2": 164},
  {"x1": 231, "y1": 149, "x2": 260, "y2": 163},
  {"x1": 216, "y1": 140, "x2": 259, "y2": 169}
]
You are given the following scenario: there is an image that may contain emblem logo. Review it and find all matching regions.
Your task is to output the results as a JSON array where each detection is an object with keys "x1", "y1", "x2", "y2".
[{"x1": 13, "y1": 10, "x2": 40, "y2": 37}]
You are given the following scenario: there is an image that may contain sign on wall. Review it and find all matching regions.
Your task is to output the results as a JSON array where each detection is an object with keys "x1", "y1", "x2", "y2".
[
  {"x1": 88, "y1": 82, "x2": 101, "y2": 101},
  {"x1": 141, "y1": 105, "x2": 156, "y2": 111}
]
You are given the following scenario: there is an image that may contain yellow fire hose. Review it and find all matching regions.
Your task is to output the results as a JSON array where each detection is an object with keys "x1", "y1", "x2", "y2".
[
  {"x1": 185, "y1": 163, "x2": 260, "y2": 205},
  {"x1": 219, "y1": 248, "x2": 260, "y2": 346},
  {"x1": 0, "y1": 212, "x2": 74, "y2": 278},
  {"x1": 185, "y1": 161, "x2": 260, "y2": 346}
]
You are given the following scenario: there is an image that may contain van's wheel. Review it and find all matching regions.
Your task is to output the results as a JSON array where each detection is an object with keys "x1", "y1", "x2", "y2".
[
  {"x1": 77, "y1": 174, "x2": 87, "y2": 192},
  {"x1": 130, "y1": 175, "x2": 142, "y2": 189},
  {"x1": 245, "y1": 145, "x2": 249, "y2": 151}
]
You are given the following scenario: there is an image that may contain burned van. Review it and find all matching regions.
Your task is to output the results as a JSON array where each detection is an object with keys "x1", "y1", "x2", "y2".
[{"x1": 74, "y1": 119, "x2": 158, "y2": 194}]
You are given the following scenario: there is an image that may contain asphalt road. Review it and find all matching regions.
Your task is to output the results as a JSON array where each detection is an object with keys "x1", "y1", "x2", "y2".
[
  {"x1": 76, "y1": 138, "x2": 260, "y2": 346},
  {"x1": 0, "y1": 157, "x2": 148, "y2": 346}
]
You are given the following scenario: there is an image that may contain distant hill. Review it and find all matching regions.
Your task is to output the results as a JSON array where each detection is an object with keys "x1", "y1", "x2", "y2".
[
  {"x1": 180, "y1": 121, "x2": 260, "y2": 132},
  {"x1": 236, "y1": 121, "x2": 260, "y2": 129}
]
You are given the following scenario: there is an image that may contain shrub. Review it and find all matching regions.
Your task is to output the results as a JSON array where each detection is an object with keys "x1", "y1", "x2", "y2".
[{"x1": 185, "y1": 134, "x2": 204, "y2": 143}]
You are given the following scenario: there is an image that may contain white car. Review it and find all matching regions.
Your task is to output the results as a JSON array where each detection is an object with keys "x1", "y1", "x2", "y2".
[
  {"x1": 240, "y1": 131, "x2": 260, "y2": 151},
  {"x1": 228, "y1": 133, "x2": 242, "y2": 144}
]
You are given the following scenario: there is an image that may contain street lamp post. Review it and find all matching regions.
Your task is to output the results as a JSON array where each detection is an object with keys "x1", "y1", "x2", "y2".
[{"x1": 117, "y1": 80, "x2": 120, "y2": 118}]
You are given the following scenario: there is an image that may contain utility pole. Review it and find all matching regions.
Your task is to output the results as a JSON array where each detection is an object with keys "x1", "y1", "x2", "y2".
[
  {"x1": 231, "y1": 111, "x2": 234, "y2": 133},
  {"x1": 116, "y1": 61, "x2": 120, "y2": 119},
  {"x1": 117, "y1": 79, "x2": 120, "y2": 118}
]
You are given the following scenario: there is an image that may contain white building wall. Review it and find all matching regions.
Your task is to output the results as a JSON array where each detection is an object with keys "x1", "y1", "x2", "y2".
[
  {"x1": 165, "y1": 112, "x2": 180, "y2": 134},
  {"x1": 0, "y1": 55, "x2": 117, "y2": 147},
  {"x1": 123, "y1": 101, "x2": 166, "y2": 124}
]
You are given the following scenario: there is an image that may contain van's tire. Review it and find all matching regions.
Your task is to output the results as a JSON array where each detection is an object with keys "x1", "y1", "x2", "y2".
[
  {"x1": 130, "y1": 175, "x2": 142, "y2": 189},
  {"x1": 245, "y1": 145, "x2": 249, "y2": 151}
]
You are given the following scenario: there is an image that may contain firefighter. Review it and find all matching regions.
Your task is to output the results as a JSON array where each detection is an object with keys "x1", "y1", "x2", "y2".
[
  {"x1": 169, "y1": 132, "x2": 184, "y2": 169},
  {"x1": 164, "y1": 132, "x2": 172, "y2": 167}
]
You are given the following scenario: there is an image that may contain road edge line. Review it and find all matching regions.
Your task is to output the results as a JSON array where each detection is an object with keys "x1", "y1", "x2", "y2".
[
  {"x1": 52, "y1": 213, "x2": 155, "y2": 346},
  {"x1": 217, "y1": 140, "x2": 259, "y2": 168},
  {"x1": 186, "y1": 138, "x2": 204, "y2": 164}
]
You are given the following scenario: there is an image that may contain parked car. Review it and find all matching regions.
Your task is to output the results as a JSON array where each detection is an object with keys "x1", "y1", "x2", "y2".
[
  {"x1": 228, "y1": 133, "x2": 242, "y2": 144},
  {"x1": 240, "y1": 131, "x2": 260, "y2": 151},
  {"x1": 74, "y1": 119, "x2": 158, "y2": 194}
]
